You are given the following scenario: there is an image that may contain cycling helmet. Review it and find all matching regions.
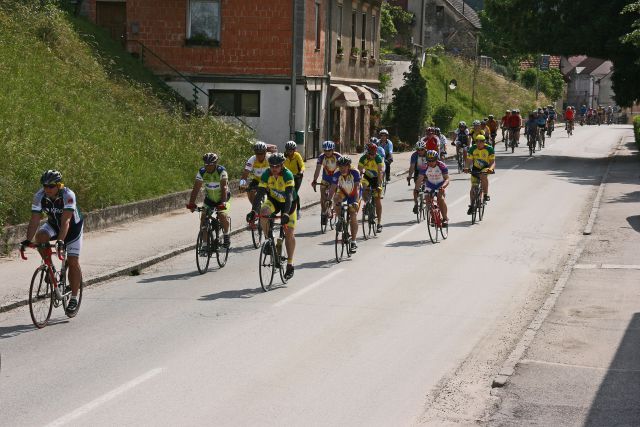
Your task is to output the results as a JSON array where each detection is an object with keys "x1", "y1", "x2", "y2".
[
  {"x1": 483, "y1": 118, "x2": 488, "y2": 123},
  {"x1": 370, "y1": 137, "x2": 379, "y2": 144},
  {"x1": 426, "y1": 126, "x2": 434, "y2": 133},
  {"x1": 515, "y1": 109, "x2": 520, "y2": 113},
  {"x1": 434, "y1": 127, "x2": 441, "y2": 134},
  {"x1": 506, "y1": 110, "x2": 511, "y2": 113},
  {"x1": 367, "y1": 142, "x2": 378, "y2": 154},
  {"x1": 379, "y1": 129, "x2": 389, "y2": 136},
  {"x1": 337, "y1": 156, "x2": 352, "y2": 166},
  {"x1": 425, "y1": 150, "x2": 439, "y2": 161},
  {"x1": 40, "y1": 170, "x2": 62, "y2": 185},
  {"x1": 472, "y1": 120, "x2": 481, "y2": 126},
  {"x1": 322, "y1": 140, "x2": 336, "y2": 151},
  {"x1": 284, "y1": 140, "x2": 297, "y2": 151},
  {"x1": 254, "y1": 141, "x2": 268, "y2": 154},
  {"x1": 415, "y1": 140, "x2": 427, "y2": 150},
  {"x1": 268, "y1": 152, "x2": 286, "y2": 166},
  {"x1": 475, "y1": 134, "x2": 486, "y2": 143},
  {"x1": 488, "y1": 114, "x2": 494, "y2": 119},
  {"x1": 202, "y1": 152, "x2": 219, "y2": 165},
  {"x1": 458, "y1": 121, "x2": 467, "y2": 128}
]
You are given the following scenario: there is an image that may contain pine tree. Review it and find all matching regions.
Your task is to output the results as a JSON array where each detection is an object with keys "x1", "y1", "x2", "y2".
[{"x1": 392, "y1": 59, "x2": 428, "y2": 144}]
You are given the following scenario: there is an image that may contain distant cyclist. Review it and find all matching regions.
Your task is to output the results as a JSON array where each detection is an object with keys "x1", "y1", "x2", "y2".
[
  {"x1": 409, "y1": 140, "x2": 428, "y2": 213},
  {"x1": 327, "y1": 156, "x2": 361, "y2": 253},
  {"x1": 312, "y1": 140, "x2": 342, "y2": 226},
  {"x1": 358, "y1": 142, "x2": 384, "y2": 233},
  {"x1": 377, "y1": 129, "x2": 393, "y2": 182},
  {"x1": 21, "y1": 170, "x2": 83, "y2": 315},
  {"x1": 464, "y1": 135, "x2": 495, "y2": 214},
  {"x1": 283, "y1": 140, "x2": 305, "y2": 217},
  {"x1": 240, "y1": 141, "x2": 270, "y2": 206},
  {"x1": 416, "y1": 150, "x2": 450, "y2": 224}
]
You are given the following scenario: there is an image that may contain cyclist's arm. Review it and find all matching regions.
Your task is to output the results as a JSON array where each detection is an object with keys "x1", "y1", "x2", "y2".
[
  {"x1": 188, "y1": 179, "x2": 204, "y2": 206},
  {"x1": 327, "y1": 183, "x2": 338, "y2": 200},
  {"x1": 282, "y1": 186, "x2": 294, "y2": 215},
  {"x1": 25, "y1": 213, "x2": 43, "y2": 243},
  {"x1": 57, "y1": 210, "x2": 73, "y2": 242},
  {"x1": 220, "y1": 177, "x2": 228, "y2": 203},
  {"x1": 251, "y1": 186, "x2": 267, "y2": 213},
  {"x1": 442, "y1": 173, "x2": 450, "y2": 189},
  {"x1": 312, "y1": 163, "x2": 322, "y2": 183}
]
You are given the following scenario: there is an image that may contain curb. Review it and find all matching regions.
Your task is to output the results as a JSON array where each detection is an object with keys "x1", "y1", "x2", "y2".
[{"x1": 490, "y1": 136, "x2": 624, "y2": 389}]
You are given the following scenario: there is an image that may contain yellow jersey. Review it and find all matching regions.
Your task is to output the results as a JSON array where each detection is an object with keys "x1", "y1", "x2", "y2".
[{"x1": 284, "y1": 152, "x2": 305, "y2": 175}]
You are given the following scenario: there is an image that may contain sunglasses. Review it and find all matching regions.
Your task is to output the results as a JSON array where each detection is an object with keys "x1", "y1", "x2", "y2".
[
  {"x1": 43, "y1": 184, "x2": 58, "y2": 189},
  {"x1": 270, "y1": 164, "x2": 282, "y2": 168}
]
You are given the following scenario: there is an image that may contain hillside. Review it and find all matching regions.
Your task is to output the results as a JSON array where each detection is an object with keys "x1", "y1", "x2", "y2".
[
  {"x1": 423, "y1": 51, "x2": 548, "y2": 130},
  {"x1": 0, "y1": 1, "x2": 252, "y2": 227}
]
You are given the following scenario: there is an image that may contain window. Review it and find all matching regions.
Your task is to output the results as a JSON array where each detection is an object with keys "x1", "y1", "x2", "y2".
[
  {"x1": 371, "y1": 15, "x2": 376, "y2": 57},
  {"x1": 351, "y1": 9, "x2": 357, "y2": 48},
  {"x1": 209, "y1": 90, "x2": 260, "y2": 117},
  {"x1": 361, "y1": 12, "x2": 367, "y2": 56},
  {"x1": 188, "y1": 0, "x2": 220, "y2": 42},
  {"x1": 315, "y1": 2, "x2": 321, "y2": 50},
  {"x1": 337, "y1": 4, "x2": 343, "y2": 50}
]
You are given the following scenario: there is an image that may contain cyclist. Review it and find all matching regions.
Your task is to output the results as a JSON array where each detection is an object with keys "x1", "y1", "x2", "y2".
[
  {"x1": 246, "y1": 153, "x2": 297, "y2": 280},
  {"x1": 565, "y1": 106, "x2": 575, "y2": 132},
  {"x1": 507, "y1": 109, "x2": 522, "y2": 145},
  {"x1": 240, "y1": 141, "x2": 270, "y2": 207},
  {"x1": 358, "y1": 142, "x2": 384, "y2": 233},
  {"x1": 377, "y1": 129, "x2": 393, "y2": 182},
  {"x1": 535, "y1": 108, "x2": 547, "y2": 146},
  {"x1": 416, "y1": 150, "x2": 450, "y2": 224},
  {"x1": 423, "y1": 127, "x2": 440, "y2": 151},
  {"x1": 283, "y1": 140, "x2": 305, "y2": 217},
  {"x1": 409, "y1": 140, "x2": 428, "y2": 213},
  {"x1": 327, "y1": 156, "x2": 361, "y2": 253},
  {"x1": 21, "y1": 170, "x2": 83, "y2": 315},
  {"x1": 547, "y1": 105, "x2": 557, "y2": 133},
  {"x1": 186, "y1": 153, "x2": 231, "y2": 248},
  {"x1": 469, "y1": 120, "x2": 486, "y2": 142},
  {"x1": 434, "y1": 127, "x2": 447, "y2": 159},
  {"x1": 312, "y1": 140, "x2": 342, "y2": 226},
  {"x1": 451, "y1": 121, "x2": 470, "y2": 166},
  {"x1": 500, "y1": 110, "x2": 511, "y2": 140},
  {"x1": 464, "y1": 135, "x2": 495, "y2": 214},
  {"x1": 487, "y1": 115, "x2": 499, "y2": 147}
]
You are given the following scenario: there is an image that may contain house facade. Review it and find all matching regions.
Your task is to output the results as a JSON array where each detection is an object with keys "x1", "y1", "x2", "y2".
[
  {"x1": 561, "y1": 56, "x2": 615, "y2": 109},
  {"x1": 83, "y1": 0, "x2": 382, "y2": 158}
]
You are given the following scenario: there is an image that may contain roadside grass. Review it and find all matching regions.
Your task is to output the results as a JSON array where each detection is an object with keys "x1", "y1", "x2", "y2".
[
  {"x1": 0, "y1": 1, "x2": 253, "y2": 227},
  {"x1": 423, "y1": 54, "x2": 549, "y2": 132}
]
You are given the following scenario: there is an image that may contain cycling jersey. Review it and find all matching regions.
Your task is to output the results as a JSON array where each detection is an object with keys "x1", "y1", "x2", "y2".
[
  {"x1": 259, "y1": 167, "x2": 296, "y2": 204},
  {"x1": 548, "y1": 110, "x2": 557, "y2": 120},
  {"x1": 358, "y1": 153, "x2": 383, "y2": 178},
  {"x1": 317, "y1": 152, "x2": 342, "y2": 181},
  {"x1": 565, "y1": 109, "x2": 575, "y2": 121},
  {"x1": 378, "y1": 140, "x2": 393, "y2": 159},
  {"x1": 507, "y1": 114, "x2": 521, "y2": 128},
  {"x1": 455, "y1": 128, "x2": 470, "y2": 145},
  {"x1": 31, "y1": 186, "x2": 84, "y2": 242},
  {"x1": 501, "y1": 115, "x2": 510, "y2": 126},
  {"x1": 469, "y1": 129, "x2": 486, "y2": 141},
  {"x1": 536, "y1": 116, "x2": 547, "y2": 126},
  {"x1": 245, "y1": 155, "x2": 270, "y2": 182},
  {"x1": 420, "y1": 160, "x2": 448, "y2": 186},
  {"x1": 487, "y1": 119, "x2": 499, "y2": 132},
  {"x1": 424, "y1": 135, "x2": 439, "y2": 151},
  {"x1": 284, "y1": 151, "x2": 305, "y2": 175},
  {"x1": 196, "y1": 165, "x2": 228, "y2": 203},
  {"x1": 467, "y1": 145, "x2": 495, "y2": 171},
  {"x1": 331, "y1": 169, "x2": 361, "y2": 201},
  {"x1": 410, "y1": 151, "x2": 428, "y2": 173}
]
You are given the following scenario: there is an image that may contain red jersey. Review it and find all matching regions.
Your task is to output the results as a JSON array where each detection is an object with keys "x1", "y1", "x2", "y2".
[
  {"x1": 423, "y1": 135, "x2": 439, "y2": 151},
  {"x1": 565, "y1": 109, "x2": 575, "y2": 120},
  {"x1": 507, "y1": 114, "x2": 521, "y2": 128},
  {"x1": 501, "y1": 115, "x2": 510, "y2": 126}
]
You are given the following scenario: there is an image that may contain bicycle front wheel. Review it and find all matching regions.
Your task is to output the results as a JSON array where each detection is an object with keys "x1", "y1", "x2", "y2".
[
  {"x1": 251, "y1": 220, "x2": 262, "y2": 249},
  {"x1": 416, "y1": 197, "x2": 423, "y2": 223},
  {"x1": 259, "y1": 240, "x2": 276, "y2": 291},
  {"x1": 426, "y1": 207, "x2": 438, "y2": 243},
  {"x1": 195, "y1": 228, "x2": 211, "y2": 274},
  {"x1": 215, "y1": 224, "x2": 229, "y2": 268},
  {"x1": 361, "y1": 203, "x2": 369, "y2": 240},
  {"x1": 278, "y1": 239, "x2": 289, "y2": 284},
  {"x1": 479, "y1": 197, "x2": 486, "y2": 221},
  {"x1": 334, "y1": 227, "x2": 345, "y2": 263},
  {"x1": 29, "y1": 266, "x2": 53, "y2": 328}
]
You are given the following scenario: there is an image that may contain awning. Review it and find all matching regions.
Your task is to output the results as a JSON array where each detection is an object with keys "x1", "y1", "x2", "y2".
[
  {"x1": 350, "y1": 85, "x2": 373, "y2": 106},
  {"x1": 362, "y1": 84, "x2": 383, "y2": 99},
  {"x1": 330, "y1": 84, "x2": 360, "y2": 107}
]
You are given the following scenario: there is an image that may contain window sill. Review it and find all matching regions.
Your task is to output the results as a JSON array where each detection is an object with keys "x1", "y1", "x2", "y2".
[{"x1": 185, "y1": 38, "x2": 219, "y2": 47}]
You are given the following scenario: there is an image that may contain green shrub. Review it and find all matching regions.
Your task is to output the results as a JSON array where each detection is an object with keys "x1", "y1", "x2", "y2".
[
  {"x1": 634, "y1": 116, "x2": 640, "y2": 148},
  {"x1": 431, "y1": 104, "x2": 457, "y2": 133}
]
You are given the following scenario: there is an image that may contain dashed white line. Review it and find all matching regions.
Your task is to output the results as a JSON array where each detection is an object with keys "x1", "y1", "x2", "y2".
[
  {"x1": 273, "y1": 268, "x2": 345, "y2": 307},
  {"x1": 45, "y1": 368, "x2": 164, "y2": 427}
]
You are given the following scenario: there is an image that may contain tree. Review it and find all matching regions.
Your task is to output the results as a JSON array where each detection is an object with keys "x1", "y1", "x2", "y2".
[
  {"x1": 483, "y1": 0, "x2": 640, "y2": 106},
  {"x1": 392, "y1": 59, "x2": 428, "y2": 143},
  {"x1": 380, "y1": 1, "x2": 414, "y2": 48},
  {"x1": 622, "y1": 1, "x2": 640, "y2": 46}
]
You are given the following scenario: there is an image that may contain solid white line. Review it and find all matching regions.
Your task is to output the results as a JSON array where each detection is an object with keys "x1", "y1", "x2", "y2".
[
  {"x1": 525, "y1": 156, "x2": 533, "y2": 162},
  {"x1": 574, "y1": 264, "x2": 598, "y2": 269},
  {"x1": 384, "y1": 223, "x2": 420, "y2": 246},
  {"x1": 45, "y1": 368, "x2": 164, "y2": 427},
  {"x1": 601, "y1": 264, "x2": 640, "y2": 270},
  {"x1": 510, "y1": 164, "x2": 520, "y2": 170},
  {"x1": 273, "y1": 268, "x2": 344, "y2": 307}
]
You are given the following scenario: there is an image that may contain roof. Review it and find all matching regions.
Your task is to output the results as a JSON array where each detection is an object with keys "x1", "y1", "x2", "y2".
[
  {"x1": 443, "y1": 0, "x2": 482, "y2": 29},
  {"x1": 519, "y1": 55, "x2": 561, "y2": 71}
]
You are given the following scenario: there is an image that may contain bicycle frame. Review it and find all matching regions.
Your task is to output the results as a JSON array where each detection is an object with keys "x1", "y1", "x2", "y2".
[{"x1": 20, "y1": 243, "x2": 66, "y2": 293}]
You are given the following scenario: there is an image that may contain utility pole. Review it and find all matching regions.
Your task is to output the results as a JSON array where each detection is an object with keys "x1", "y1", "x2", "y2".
[{"x1": 471, "y1": 37, "x2": 479, "y2": 117}]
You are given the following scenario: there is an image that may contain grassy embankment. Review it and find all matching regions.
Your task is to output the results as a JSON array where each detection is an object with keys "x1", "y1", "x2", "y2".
[
  {"x1": 0, "y1": 1, "x2": 252, "y2": 227},
  {"x1": 423, "y1": 53, "x2": 549, "y2": 129}
]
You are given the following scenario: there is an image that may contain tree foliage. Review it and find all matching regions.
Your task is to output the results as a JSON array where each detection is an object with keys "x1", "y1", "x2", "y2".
[
  {"x1": 519, "y1": 68, "x2": 565, "y2": 101},
  {"x1": 380, "y1": 1, "x2": 414, "y2": 48},
  {"x1": 622, "y1": 1, "x2": 640, "y2": 46},
  {"x1": 392, "y1": 59, "x2": 428, "y2": 143},
  {"x1": 483, "y1": 0, "x2": 640, "y2": 106}
]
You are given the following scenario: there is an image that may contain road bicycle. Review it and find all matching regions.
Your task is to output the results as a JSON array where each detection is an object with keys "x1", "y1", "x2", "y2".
[
  {"x1": 526, "y1": 130, "x2": 537, "y2": 156},
  {"x1": 537, "y1": 126, "x2": 546, "y2": 150},
  {"x1": 361, "y1": 184, "x2": 378, "y2": 240},
  {"x1": 20, "y1": 243, "x2": 83, "y2": 328},
  {"x1": 425, "y1": 188, "x2": 448, "y2": 243},
  {"x1": 454, "y1": 144, "x2": 465, "y2": 173},
  {"x1": 334, "y1": 200, "x2": 356, "y2": 263},
  {"x1": 415, "y1": 183, "x2": 427, "y2": 223},
  {"x1": 316, "y1": 182, "x2": 335, "y2": 234},
  {"x1": 566, "y1": 120, "x2": 574, "y2": 137},
  {"x1": 467, "y1": 170, "x2": 494, "y2": 225},
  {"x1": 257, "y1": 215, "x2": 289, "y2": 291},
  {"x1": 546, "y1": 120, "x2": 555, "y2": 137},
  {"x1": 194, "y1": 206, "x2": 229, "y2": 274}
]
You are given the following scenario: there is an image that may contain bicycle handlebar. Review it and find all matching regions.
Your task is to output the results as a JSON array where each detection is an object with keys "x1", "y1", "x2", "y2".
[{"x1": 19, "y1": 243, "x2": 65, "y2": 261}]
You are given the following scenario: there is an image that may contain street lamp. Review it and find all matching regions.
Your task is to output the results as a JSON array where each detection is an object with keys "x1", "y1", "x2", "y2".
[{"x1": 445, "y1": 79, "x2": 457, "y2": 102}]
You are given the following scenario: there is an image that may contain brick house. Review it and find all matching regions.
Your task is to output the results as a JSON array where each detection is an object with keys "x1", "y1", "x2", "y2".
[{"x1": 83, "y1": 0, "x2": 382, "y2": 158}]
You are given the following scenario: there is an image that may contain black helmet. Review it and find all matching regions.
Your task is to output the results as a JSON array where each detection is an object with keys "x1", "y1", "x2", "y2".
[
  {"x1": 202, "y1": 152, "x2": 219, "y2": 165},
  {"x1": 40, "y1": 170, "x2": 62, "y2": 185},
  {"x1": 254, "y1": 141, "x2": 268, "y2": 154},
  {"x1": 268, "y1": 152, "x2": 286, "y2": 166},
  {"x1": 337, "y1": 156, "x2": 352, "y2": 166}
]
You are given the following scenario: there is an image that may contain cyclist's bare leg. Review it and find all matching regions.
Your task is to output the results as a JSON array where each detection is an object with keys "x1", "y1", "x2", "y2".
[
  {"x1": 67, "y1": 256, "x2": 81, "y2": 296},
  {"x1": 349, "y1": 206, "x2": 359, "y2": 239},
  {"x1": 247, "y1": 189, "x2": 256, "y2": 206},
  {"x1": 218, "y1": 211, "x2": 230, "y2": 234},
  {"x1": 481, "y1": 175, "x2": 489, "y2": 197},
  {"x1": 375, "y1": 194, "x2": 382, "y2": 224},
  {"x1": 284, "y1": 226, "x2": 295, "y2": 266},
  {"x1": 259, "y1": 207, "x2": 271, "y2": 239},
  {"x1": 437, "y1": 193, "x2": 448, "y2": 221},
  {"x1": 413, "y1": 175, "x2": 424, "y2": 204}
]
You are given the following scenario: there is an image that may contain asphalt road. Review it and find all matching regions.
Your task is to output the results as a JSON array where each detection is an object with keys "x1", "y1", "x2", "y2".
[{"x1": 0, "y1": 125, "x2": 628, "y2": 426}]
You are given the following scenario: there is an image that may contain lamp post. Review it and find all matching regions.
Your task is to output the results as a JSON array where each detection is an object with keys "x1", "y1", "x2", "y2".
[{"x1": 445, "y1": 79, "x2": 457, "y2": 103}]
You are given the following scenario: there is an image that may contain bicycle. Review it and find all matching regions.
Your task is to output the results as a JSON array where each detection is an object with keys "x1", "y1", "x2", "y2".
[
  {"x1": 537, "y1": 126, "x2": 545, "y2": 150},
  {"x1": 415, "y1": 183, "x2": 427, "y2": 223},
  {"x1": 316, "y1": 182, "x2": 335, "y2": 234},
  {"x1": 566, "y1": 120, "x2": 574, "y2": 137},
  {"x1": 334, "y1": 200, "x2": 355, "y2": 263},
  {"x1": 466, "y1": 170, "x2": 494, "y2": 225},
  {"x1": 425, "y1": 188, "x2": 448, "y2": 243},
  {"x1": 546, "y1": 120, "x2": 555, "y2": 137},
  {"x1": 257, "y1": 215, "x2": 289, "y2": 291},
  {"x1": 194, "y1": 206, "x2": 229, "y2": 274},
  {"x1": 454, "y1": 144, "x2": 465, "y2": 174},
  {"x1": 526, "y1": 129, "x2": 536, "y2": 156},
  {"x1": 361, "y1": 184, "x2": 378, "y2": 240},
  {"x1": 20, "y1": 243, "x2": 83, "y2": 328}
]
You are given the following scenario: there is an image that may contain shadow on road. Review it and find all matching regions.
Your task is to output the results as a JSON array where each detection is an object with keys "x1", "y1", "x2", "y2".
[
  {"x1": 199, "y1": 287, "x2": 263, "y2": 301},
  {"x1": 297, "y1": 259, "x2": 335, "y2": 269},
  {"x1": 612, "y1": 191, "x2": 640, "y2": 204},
  {"x1": 0, "y1": 319, "x2": 68, "y2": 340},
  {"x1": 138, "y1": 271, "x2": 201, "y2": 283},
  {"x1": 584, "y1": 313, "x2": 640, "y2": 426},
  {"x1": 627, "y1": 216, "x2": 640, "y2": 233},
  {"x1": 385, "y1": 240, "x2": 425, "y2": 247}
]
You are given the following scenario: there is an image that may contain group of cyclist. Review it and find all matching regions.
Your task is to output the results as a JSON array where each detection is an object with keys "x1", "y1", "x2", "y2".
[{"x1": 578, "y1": 104, "x2": 617, "y2": 126}]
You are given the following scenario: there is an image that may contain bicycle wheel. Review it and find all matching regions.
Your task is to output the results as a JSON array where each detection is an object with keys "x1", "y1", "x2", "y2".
[
  {"x1": 416, "y1": 196, "x2": 423, "y2": 223},
  {"x1": 426, "y1": 207, "x2": 438, "y2": 243},
  {"x1": 195, "y1": 227, "x2": 211, "y2": 274},
  {"x1": 259, "y1": 240, "x2": 276, "y2": 291},
  {"x1": 215, "y1": 224, "x2": 229, "y2": 268},
  {"x1": 328, "y1": 205, "x2": 335, "y2": 231},
  {"x1": 320, "y1": 203, "x2": 328, "y2": 234},
  {"x1": 479, "y1": 196, "x2": 486, "y2": 221},
  {"x1": 62, "y1": 278, "x2": 83, "y2": 319},
  {"x1": 361, "y1": 201, "x2": 370, "y2": 240},
  {"x1": 440, "y1": 214, "x2": 449, "y2": 239},
  {"x1": 471, "y1": 188, "x2": 479, "y2": 225},
  {"x1": 29, "y1": 266, "x2": 53, "y2": 328},
  {"x1": 278, "y1": 237, "x2": 289, "y2": 284},
  {"x1": 334, "y1": 226, "x2": 345, "y2": 263},
  {"x1": 250, "y1": 220, "x2": 262, "y2": 249},
  {"x1": 369, "y1": 203, "x2": 377, "y2": 237},
  {"x1": 457, "y1": 153, "x2": 463, "y2": 174}
]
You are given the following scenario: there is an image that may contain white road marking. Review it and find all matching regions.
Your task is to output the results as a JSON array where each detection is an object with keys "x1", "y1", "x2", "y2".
[
  {"x1": 384, "y1": 223, "x2": 420, "y2": 246},
  {"x1": 510, "y1": 164, "x2": 520, "y2": 170},
  {"x1": 574, "y1": 264, "x2": 598, "y2": 269},
  {"x1": 273, "y1": 269, "x2": 344, "y2": 307},
  {"x1": 45, "y1": 368, "x2": 164, "y2": 427},
  {"x1": 602, "y1": 264, "x2": 640, "y2": 270}
]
